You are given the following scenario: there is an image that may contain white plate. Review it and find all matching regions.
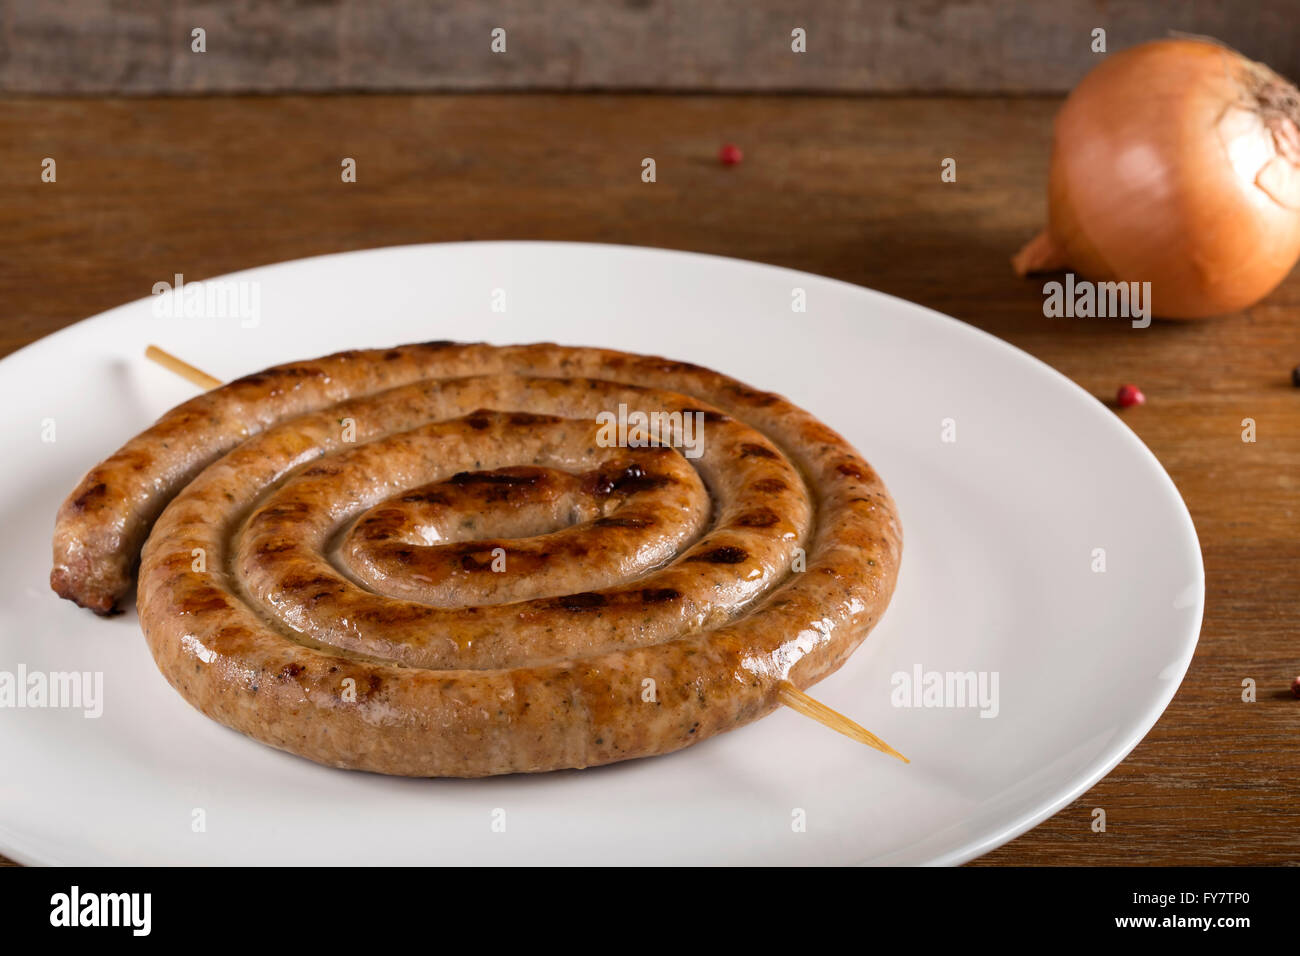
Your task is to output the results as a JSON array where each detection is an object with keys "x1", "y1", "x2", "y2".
[{"x1": 0, "y1": 242, "x2": 1202, "y2": 866}]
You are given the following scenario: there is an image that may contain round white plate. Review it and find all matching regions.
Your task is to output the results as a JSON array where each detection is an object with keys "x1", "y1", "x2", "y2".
[{"x1": 0, "y1": 242, "x2": 1202, "y2": 866}]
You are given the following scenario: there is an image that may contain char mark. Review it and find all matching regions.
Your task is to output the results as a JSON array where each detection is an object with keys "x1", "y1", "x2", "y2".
[
  {"x1": 595, "y1": 515, "x2": 655, "y2": 529},
  {"x1": 677, "y1": 406, "x2": 729, "y2": 424},
  {"x1": 734, "y1": 509, "x2": 780, "y2": 528},
  {"x1": 450, "y1": 470, "x2": 543, "y2": 487},
  {"x1": 687, "y1": 546, "x2": 749, "y2": 564},
  {"x1": 71, "y1": 481, "x2": 109, "y2": 511},
  {"x1": 549, "y1": 592, "x2": 607, "y2": 611},
  {"x1": 401, "y1": 490, "x2": 451, "y2": 505},
  {"x1": 507, "y1": 411, "x2": 559, "y2": 426}
]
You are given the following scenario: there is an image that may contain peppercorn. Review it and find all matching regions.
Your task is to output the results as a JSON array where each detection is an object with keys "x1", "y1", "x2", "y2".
[{"x1": 1116, "y1": 384, "x2": 1146, "y2": 408}]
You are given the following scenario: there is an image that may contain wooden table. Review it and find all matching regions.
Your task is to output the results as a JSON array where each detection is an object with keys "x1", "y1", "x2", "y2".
[{"x1": 2, "y1": 94, "x2": 1296, "y2": 866}]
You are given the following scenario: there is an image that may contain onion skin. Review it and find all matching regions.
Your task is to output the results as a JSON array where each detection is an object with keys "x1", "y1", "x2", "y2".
[{"x1": 1014, "y1": 39, "x2": 1300, "y2": 319}]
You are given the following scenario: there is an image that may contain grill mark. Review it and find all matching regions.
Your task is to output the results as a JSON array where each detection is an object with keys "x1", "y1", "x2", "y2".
[
  {"x1": 460, "y1": 553, "x2": 497, "y2": 572},
  {"x1": 71, "y1": 481, "x2": 108, "y2": 511},
  {"x1": 687, "y1": 546, "x2": 749, "y2": 564},
  {"x1": 549, "y1": 592, "x2": 607, "y2": 611},
  {"x1": 280, "y1": 573, "x2": 337, "y2": 592},
  {"x1": 734, "y1": 509, "x2": 780, "y2": 528},
  {"x1": 180, "y1": 592, "x2": 228, "y2": 614},
  {"x1": 507, "y1": 412, "x2": 559, "y2": 426},
  {"x1": 300, "y1": 465, "x2": 339, "y2": 478},
  {"x1": 400, "y1": 490, "x2": 450, "y2": 505},
  {"x1": 727, "y1": 384, "x2": 780, "y2": 406},
  {"x1": 258, "y1": 502, "x2": 312, "y2": 519},
  {"x1": 595, "y1": 515, "x2": 655, "y2": 529},
  {"x1": 677, "y1": 406, "x2": 729, "y2": 424},
  {"x1": 614, "y1": 475, "x2": 669, "y2": 494},
  {"x1": 588, "y1": 462, "x2": 670, "y2": 497},
  {"x1": 449, "y1": 470, "x2": 544, "y2": 487}
]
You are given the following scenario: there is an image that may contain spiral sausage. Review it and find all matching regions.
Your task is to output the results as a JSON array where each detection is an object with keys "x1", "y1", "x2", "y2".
[{"x1": 50, "y1": 342, "x2": 901, "y2": 776}]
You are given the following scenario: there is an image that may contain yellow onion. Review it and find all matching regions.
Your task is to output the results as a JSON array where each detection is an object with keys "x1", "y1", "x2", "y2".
[{"x1": 1014, "y1": 38, "x2": 1300, "y2": 318}]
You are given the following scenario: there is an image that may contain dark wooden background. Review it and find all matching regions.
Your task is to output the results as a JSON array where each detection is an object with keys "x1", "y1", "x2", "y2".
[
  {"x1": 1, "y1": 0, "x2": 1298, "y2": 94},
  {"x1": 1, "y1": 2, "x2": 1298, "y2": 866}
]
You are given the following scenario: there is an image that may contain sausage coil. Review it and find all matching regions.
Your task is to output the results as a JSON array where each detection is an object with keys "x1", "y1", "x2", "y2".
[{"x1": 51, "y1": 342, "x2": 901, "y2": 776}]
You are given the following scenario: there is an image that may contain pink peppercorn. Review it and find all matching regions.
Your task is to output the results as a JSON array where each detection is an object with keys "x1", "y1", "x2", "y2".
[
  {"x1": 719, "y1": 143, "x2": 743, "y2": 166},
  {"x1": 1116, "y1": 384, "x2": 1146, "y2": 408}
]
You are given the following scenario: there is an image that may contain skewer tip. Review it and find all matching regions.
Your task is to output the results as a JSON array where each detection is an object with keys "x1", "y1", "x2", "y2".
[{"x1": 777, "y1": 680, "x2": 909, "y2": 764}]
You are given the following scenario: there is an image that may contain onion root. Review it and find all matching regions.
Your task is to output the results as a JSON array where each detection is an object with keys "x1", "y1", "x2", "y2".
[{"x1": 1012, "y1": 229, "x2": 1069, "y2": 277}]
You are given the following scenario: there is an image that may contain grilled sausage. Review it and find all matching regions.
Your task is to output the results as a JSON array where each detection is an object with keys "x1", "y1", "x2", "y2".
[{"x1": 51, "y1": 342, "x2": 901, "y2": 776}]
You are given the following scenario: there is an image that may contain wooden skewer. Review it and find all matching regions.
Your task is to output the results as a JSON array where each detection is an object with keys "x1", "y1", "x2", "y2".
[
  {"x1": 778, "y1": 681, "x2": 909, "y2": 763},
  {"x1": 142, "y1": 344, "x2": 909, "y2": 764},
  {"x1": 145, "y1": 344, "x2": 223, "y2": 390}
]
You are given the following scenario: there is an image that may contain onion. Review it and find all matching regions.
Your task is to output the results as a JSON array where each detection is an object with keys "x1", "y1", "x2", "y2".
[{"x1": 1013, "y1": 38, "x2": 1300, "y2": 318}]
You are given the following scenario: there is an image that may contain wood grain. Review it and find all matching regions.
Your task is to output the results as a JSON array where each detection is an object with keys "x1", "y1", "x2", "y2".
[
  {"x1": 0, "y1": 93, "x2": 1297, "y2": 865},
  {"x1": 1, "y1": 0, "x2": 1298, "y2": 94}
]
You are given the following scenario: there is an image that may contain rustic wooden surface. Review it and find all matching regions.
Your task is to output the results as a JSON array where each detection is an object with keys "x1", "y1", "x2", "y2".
[
  {"x1": 1, "y1": 93, "x2": 1297, "y2": 866},
  {"x1": 2, "y1": 0, "x2": 1298, "y2": 95}
]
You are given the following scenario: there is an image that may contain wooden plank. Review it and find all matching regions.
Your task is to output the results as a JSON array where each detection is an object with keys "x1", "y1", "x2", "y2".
[
  {"x1": 0, "y1": 92, "x2": 1298, "y2": 865},
  {"x1": 0, "y1": 0, "x2": 1297, "y2": 94}
]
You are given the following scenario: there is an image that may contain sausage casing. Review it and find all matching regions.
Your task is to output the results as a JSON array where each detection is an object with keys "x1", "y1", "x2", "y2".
[{"x1": 51, "y1": 342, "x2": 902, "y2": 776}]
